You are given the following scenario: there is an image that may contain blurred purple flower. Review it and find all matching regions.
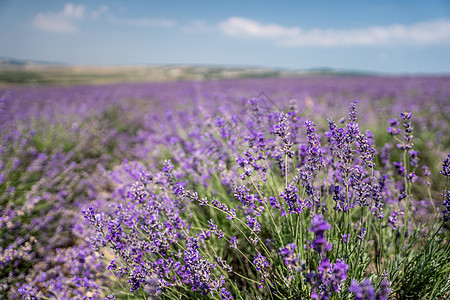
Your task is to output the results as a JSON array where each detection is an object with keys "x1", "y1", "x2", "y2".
[{"x1": 309, "y1": 215, "x2": 332, "y2": 256}]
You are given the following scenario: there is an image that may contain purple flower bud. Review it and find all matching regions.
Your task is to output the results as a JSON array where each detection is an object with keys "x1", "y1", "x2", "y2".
[{"x1": 441, "y1": 154, "x2": 450, "y2": 177}]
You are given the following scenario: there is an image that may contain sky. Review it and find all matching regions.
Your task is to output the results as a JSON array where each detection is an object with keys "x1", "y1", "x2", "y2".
[{"x1": 0, "y1": 0, "x2": 449, "y2": 74}]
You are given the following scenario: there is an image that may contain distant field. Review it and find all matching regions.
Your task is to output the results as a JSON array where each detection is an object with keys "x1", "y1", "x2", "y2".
[
  {"x1": 0, "y1": 65, "x2": 292, "y2": 85},
  {"x1": 0, "y1": 62, "x2": 375, "y2": 85}
]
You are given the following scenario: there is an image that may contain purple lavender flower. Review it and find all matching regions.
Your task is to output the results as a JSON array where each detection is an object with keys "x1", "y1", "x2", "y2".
[
  {"x1": 442, "y1": 190, "x2": 450, "y2": 222},
  {"x1": 308, "y1": 258, "x2": 349, "y2": 299},
  {"x1": 441, "y1": 154, "x2": 450, "y2": 177},
  {"x1": 234, "y1": 185, "x2": 256, "y2": 209},
  {"x1": 229, "y1": 236, "x2": 238, "y2": 249},
  {"x1": 349, "y1": 278, "x2": 391, "y2": 300},
  {"x1": 422, "y1": 165, "x2": 431, "y2": 177},
  {"x1": 333, "y1": 185, "x2": 348, "y2": 212},
  {"x1": 349, "y1": 279, "x2": 375, "y2": 300},
  {"x1": 408, "y1": 150, "x2": 420, "y2": 168},
  {"x1": 349, "y1": 100, "x2": 359, "y2": 122},
  {"x1": 421, "y1": 165, "x2": 432, "y2": 186},
  {"x1": 357, "y1": 227, "x2": 367, "y2": 240},
  {"x1": 214, "y1": 256, "x2": 233, "y2": 273},
  {"x1": 400, "y1": 112, "x2": 413, "y2": 121},
  {"x1": 272, "y1": 113, "x2": 294, "y2": 158},
  {"x1": 406, "y1": 172, "x2": 417, "y2": 183},
  {"x1": 330, "y1": 259, "x2": 349, "y2": 293},
  {"x1": 128, "y1": 265, "x2": 146, "y2": 292},
  {"x1": 393, "y1": 161, "x2": 406, "y2": 176},
  {"x1": 352, "y1": 165, "x2": 371, "y2": 207},
  {"x1": 226, "y1": 208, "x2": 236, "y2": 220},
  {"x1": 162, "y1": 159, "x2": 174, "y2": 175},
  {"x1": 253, "y1": 252, "x2": 269, "y2": 273},
  {"x1": 304, "y1": 120, "x2": 325, "y2": 173},
  {"x1": 342, "y1": 234, "x2": 349, "y2": 243},
  {"x1": 269, "y1": 196, "x2": 280, "y2": 209},
  {"x1": 377, "y1": 279, "x2": 391, "y2": 300},
  {"x1": 278, "y1": 243, "x2": 298, "y2": 270},
  {"x1": 397, "y1": 112, "x2": 414, "y2": 150},
  {"x1": 106, "y1": 219, "x2": 124, "y2": 244},
  {"x1": 220, "y1": 287, "x2": 233, "y2": 300},
  {"x1": 83, "y1": 206, "x2": 104, "y2": 228},
  {"x1": 326, "y1": 118, "x2": 345, "y2": 158},
  {"x1": 280, "y1": 184, "x2": 304, "y2": 214},
  {"x1": 345, "y1": 123, "x2": 360, "y2": 144},
  {"x1": 387, "y1": 118, "x2": 401, "y2": 135},
  {"x1": 371, "y1": 177, "x2": 387, "y2": 219},
  {"x1": 214, "y1": 115, "x2": 225, "y2": 128},
  {"x1": 357, "y1": 133, "x2": 376, "y2": 168},
  {"x1": 246, "y1": 215, "x2": 261, "y2": 234},
  {"x1": 12, "y1": 157, "x2": 20, "y2": 170},
  {"x1": 182, "y1": 237, "x2": 218, "y2": 295},
  {"x1": 389, "y1": 212, "x2": 399, "y2": 229},
  {"x1": 208, "y1": 219, "x2": 224, "y2": 238},
  {"x1": 440, "y1": 155, "x2": 450, "y2": 221},
  {"x1": 107, "y1": 260, "x2": 117, "y2": 271},
  {"x1": 309, "y1": 215, "x2": 332, "y2": 256}
]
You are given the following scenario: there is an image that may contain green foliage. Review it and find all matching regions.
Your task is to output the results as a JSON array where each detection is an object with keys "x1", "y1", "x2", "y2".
[{"x1": 390, "y1": 228, "x2": 450, "y2": 299}]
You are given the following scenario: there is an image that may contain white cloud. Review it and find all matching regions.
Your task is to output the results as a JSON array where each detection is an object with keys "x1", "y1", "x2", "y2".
[
  {"x1": 33, "y1": 3, "x2": 85, "y2": 33},
  {"x1": 32, "y1": 3, "x2": 174, "y2": 33},
  {"x1": 218, "y1": 17, "x2": 450, "y2": 46},
  {"x1": 108, "y1": 16, "x2": 176, "y2": 28},
  {"x1": 62, "y1": 3, "x2": 85, "y2": 19}
]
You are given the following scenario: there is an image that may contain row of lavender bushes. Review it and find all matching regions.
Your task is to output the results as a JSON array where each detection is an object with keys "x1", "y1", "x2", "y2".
[{"x1": 1, "y1": 76, "x2": 449, "y2": 299}]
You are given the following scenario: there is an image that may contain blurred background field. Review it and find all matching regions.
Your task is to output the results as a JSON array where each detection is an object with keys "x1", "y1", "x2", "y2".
[{"x1": 0, "y1": 58, "x2": 376, "y2": 85}]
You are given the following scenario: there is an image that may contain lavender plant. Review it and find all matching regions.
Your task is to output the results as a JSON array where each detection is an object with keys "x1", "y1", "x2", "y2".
[
  {"x1": 85, "y1": 95, "x2": 449, "y2": 299},
  {"x1": 1, "y1": 76, "x2": 449, "y2": 299}
]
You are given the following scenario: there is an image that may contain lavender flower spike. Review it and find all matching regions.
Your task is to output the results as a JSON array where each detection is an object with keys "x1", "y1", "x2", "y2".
[{"x1": 309, "y1": 214, "x2": 332, "y2": 256}]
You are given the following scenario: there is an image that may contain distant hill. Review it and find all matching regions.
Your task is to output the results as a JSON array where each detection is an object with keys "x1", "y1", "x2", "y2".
[
  {"x1": 0, "y1": 57, "x2": 66, "y2": 67},
  {"x1": 0, "y1": 57, "x2": 377, "y2": 85}
]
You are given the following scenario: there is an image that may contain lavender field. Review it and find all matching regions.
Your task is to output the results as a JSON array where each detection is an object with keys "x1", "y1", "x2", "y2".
[{"x1": 1, "y1": 76, "x2": 449, "y2": 299}]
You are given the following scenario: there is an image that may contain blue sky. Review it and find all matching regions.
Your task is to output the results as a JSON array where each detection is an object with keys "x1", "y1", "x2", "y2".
[{"x1": 0, "y1": 0, "x2": 449, "y2": 73}]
